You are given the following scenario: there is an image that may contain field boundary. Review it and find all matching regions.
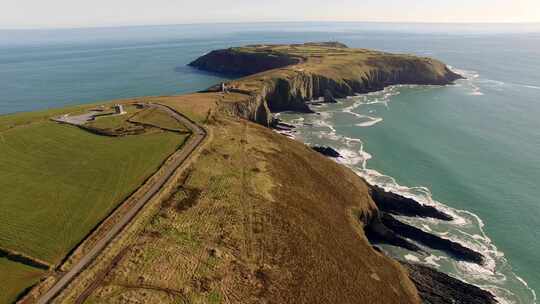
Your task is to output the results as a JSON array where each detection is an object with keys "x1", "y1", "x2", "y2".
[{"x1": 0, "y1": 247, "x2": 50, "y2": 271}]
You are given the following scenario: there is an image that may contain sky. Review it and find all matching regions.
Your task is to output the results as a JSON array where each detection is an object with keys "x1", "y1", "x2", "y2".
[{"x1": 2, "y1": 0, "x2": 540, "y2": 29}]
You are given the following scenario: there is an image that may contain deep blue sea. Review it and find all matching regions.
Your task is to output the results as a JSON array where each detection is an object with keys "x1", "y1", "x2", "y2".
[{"x1": 1, "y1": 22, "x2": 539, "y2": 303}]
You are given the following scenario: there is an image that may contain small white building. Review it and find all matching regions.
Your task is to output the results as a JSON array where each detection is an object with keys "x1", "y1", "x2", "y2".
[{"x1": 114, "y1": 104, "x2": 126, "y2": 115}]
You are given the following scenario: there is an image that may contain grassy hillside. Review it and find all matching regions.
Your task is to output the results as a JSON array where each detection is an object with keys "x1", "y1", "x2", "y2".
[
  {"x1": 130, "y1": 106, "x2": 189, "y2": 132},
  {"x1": 59, "y1": 115, "x2": 419, "y2": 304},
  {"x1": 0, "y1": 258, "x2": 45, "y2": 304}
]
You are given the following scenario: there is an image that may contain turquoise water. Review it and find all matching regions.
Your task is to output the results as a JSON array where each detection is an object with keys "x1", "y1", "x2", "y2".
[{"x1": 1, "y1": 23, "x2": 539, "y2": 303}]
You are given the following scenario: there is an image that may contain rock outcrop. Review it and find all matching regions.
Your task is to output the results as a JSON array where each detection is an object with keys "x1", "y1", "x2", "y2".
[
  {"x1": 381, "y1": 213, "x2": 484, "y2": 264},
  {"x1": 404, "y1": 262, "x2": 498, "y2": 304},
  {"x1": 369, "y1": 185, "x2": 454, "y2": 221},
  {"x1": 311, "y1": 145, "x2": 341, "y2": 158},
  {"x1": 365, "y1": 215, "x2": 424, "y2": 253}
]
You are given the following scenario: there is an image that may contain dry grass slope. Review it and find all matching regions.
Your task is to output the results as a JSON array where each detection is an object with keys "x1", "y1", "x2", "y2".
[
  {"x1": 130, "y1": 106, "x2": 189, "y2": 132},
  {"x1": 74, "y1": 116, "x2": 419, "y2": 304}
]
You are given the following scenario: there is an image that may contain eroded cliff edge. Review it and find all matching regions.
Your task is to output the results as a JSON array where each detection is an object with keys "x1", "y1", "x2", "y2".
[{"x1": 189, "y1": 42, "x2": 462, "y2": 126}]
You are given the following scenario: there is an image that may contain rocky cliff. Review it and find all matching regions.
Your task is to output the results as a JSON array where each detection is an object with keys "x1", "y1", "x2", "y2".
[{"x1": 189, "y1": 42, "x2": 462, "y2": 126}]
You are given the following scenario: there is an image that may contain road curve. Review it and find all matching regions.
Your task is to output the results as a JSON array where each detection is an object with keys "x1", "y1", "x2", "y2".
[{"x1": 37, "y1": 104, "x2": 206, "y2": 304}]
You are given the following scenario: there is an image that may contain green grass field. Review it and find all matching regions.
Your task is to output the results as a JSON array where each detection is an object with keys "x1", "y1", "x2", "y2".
[
  {"x1": 130, "y1": 106, "x2": 189, "y2": 132},
  {"x1": 0, "y1": 257, "x2": 45, "y2": 304},
  {"x1": 0, "y1": 116, "x2": 186, "y2": 265}
]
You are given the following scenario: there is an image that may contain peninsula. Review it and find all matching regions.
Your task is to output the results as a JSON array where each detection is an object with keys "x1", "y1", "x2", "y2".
[
  {"x1": 2, "y1": 43, "x2": 495, "y2": 304},
  {"x1": 189, "y1": 42, "x2": 462, "y2": 125}
]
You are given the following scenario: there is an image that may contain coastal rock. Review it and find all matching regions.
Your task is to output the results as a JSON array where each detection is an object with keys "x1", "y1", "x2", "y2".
[
  {"x1": 311, "y1": 146, "x2": 341, "y2": 158},
  {"x1": 323, "y1": 89, "x2": 338, "y2": 103},
  {"x1": 369, "y1": 185, "x2": 453, "y2": 221},
  {"x1": 365, "y1": 215, "x2": 423, "y2": 253},
  {"x1": 403, "y1": 262, "x2": 497, "y2": 304},
  {"x1": 381, "y1": 213, "x2": 484, "y2": 264},
  {"x1": 273, "y1": 122, "x2": 295, "y2": 132}
]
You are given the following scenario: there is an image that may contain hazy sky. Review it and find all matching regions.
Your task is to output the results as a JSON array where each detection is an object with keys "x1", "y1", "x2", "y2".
[{"x1": 3, "y1": 0, "x2": 540, "y2": 29}]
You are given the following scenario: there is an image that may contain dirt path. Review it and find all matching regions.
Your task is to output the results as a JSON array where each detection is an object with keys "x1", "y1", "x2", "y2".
[{"x1": 36, "y1": 104, "x2": 206, "y2": 304}]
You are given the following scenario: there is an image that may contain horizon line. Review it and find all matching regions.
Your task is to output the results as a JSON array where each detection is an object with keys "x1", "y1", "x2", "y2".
[{"x1": 2, "y1": 20, "x2": 540, "y2": 31}]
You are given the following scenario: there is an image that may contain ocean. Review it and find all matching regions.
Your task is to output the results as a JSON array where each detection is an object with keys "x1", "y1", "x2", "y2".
[{"x1": 1, "y1": 22, "x2": 539, "y2": 303}]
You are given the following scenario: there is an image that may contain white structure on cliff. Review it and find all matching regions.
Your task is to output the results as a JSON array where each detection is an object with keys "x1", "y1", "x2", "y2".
[{"x1": 114, "y1": 104, "x2": 126, "y2": 115}]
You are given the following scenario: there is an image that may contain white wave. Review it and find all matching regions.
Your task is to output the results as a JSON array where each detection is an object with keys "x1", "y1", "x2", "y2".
[
  {"x1": 312, "y1": 112, "x2": 336, "y2": 133},
  {"x1": 405, "y1": 254, "x2": 420, "y2": 262},
  {"x1": 342, "y1": 103, "x2": 384, "y2": 127},
  {"x1": 468, "y1": 82, "x2": 484, "y2": 96},
  {"x1": 480, "y1": 79, "x2": 506, "y2": 87},
  {"x1": 517, "y1": 276, "x2": 538, "y2": 303},
  {"x1": 520, "y1": 84, "x2": 540, "y2": 90},
  {"x1": 421, "y1": 224, "x2": 432, "y2": 232},
  {"x1": 337, "y1": 148, "x2": 367, "y2": 166},
  {"x1": 470, "y1": 91, "x2": 485, "y2": 96},
  {"x1": 450, "y1": 66, "x2": 480, "y2": 80},
  {"x1": 424, "y1": 254, "x2": 444, "y2": 267},
  {"x1": 356, "y1": 117, "x2": 383, "y2": 127}
]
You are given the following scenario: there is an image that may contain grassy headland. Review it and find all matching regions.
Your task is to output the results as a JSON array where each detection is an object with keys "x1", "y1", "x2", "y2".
[
  {"x1": 6, "y1": 43, "x2": 488, "y2": 304},
  {"x1": 190, "y1": 42, "x2": 462, "y2": 125}
]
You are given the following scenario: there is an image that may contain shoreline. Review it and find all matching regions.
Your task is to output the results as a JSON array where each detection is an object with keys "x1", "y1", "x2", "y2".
[
  {"x1": 274, "y1": 85, "x2": 536, "y2": 304},
  {"x1": 188, "y1": 43, "x2": 527, "y2": 301}
]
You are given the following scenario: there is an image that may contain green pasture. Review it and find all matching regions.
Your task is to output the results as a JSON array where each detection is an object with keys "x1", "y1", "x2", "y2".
[
  {"x1": 0, "y1": 115, "x2": 186, "y2": 265},
  {"x1": 130, "y1": 106, "x2": 188, "y2": 132},
  {"x1": 0, "y1": 257, "x2": 45, "y2": 304}
]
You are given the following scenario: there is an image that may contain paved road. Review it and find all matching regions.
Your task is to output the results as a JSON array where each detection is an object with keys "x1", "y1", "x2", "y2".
[{"x1": 37, "y1": 104, "x2": 206, "y2": 304}]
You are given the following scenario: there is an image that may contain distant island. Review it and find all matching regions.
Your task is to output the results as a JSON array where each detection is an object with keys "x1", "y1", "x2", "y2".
[{"x1": 3, "y1": 43, "x2": 497, "y2": 304}]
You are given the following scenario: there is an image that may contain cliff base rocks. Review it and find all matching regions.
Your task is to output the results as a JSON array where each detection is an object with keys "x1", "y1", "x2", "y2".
[
  {"x1": 369, "y1": 185, "x2": 453, "y2": 221},
  {"x1": 311, "y1": 146, "x2": 341, "y2": 158},
  {"x1": 404, "y1": 262, "x2": 497, "y2": 304},
  {"x1": 381, "y1": 213, "x2": 484, "y2": 264}
]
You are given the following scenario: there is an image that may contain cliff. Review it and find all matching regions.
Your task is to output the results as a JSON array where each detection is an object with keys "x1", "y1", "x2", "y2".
[
  {"x1": 186, "y1": 43, "x2": 498, "y2": 303},
  {"x1": 189, "y1": 42, "x2": 462, "y2": 126}
]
